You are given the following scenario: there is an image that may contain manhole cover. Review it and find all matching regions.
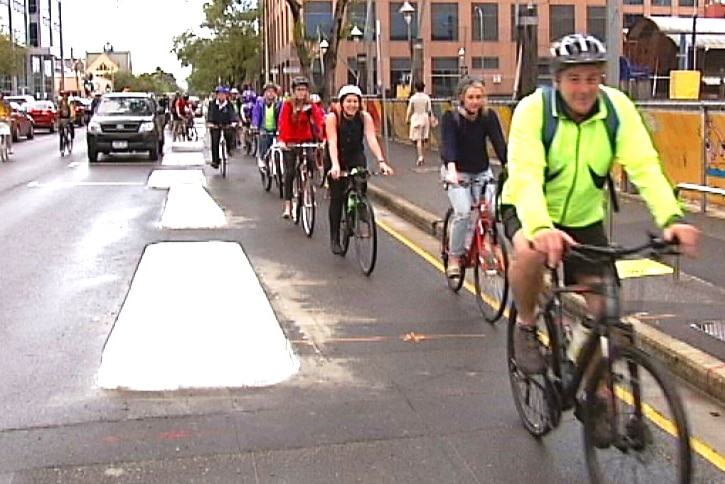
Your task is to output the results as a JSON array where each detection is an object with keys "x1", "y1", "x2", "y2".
[{"x1": 691, "y1": 321, "x2": 725, "y2": 343}]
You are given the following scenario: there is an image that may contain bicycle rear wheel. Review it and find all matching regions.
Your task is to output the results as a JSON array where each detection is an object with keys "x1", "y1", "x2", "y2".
[
  {"x1": 292, "y1": 173, "x2": 302, "y2": 225},
  {"x1": 474, "y1": 224, "x2": 509, "y2": 323},
  {"x1": 353, "y1": 197, "x2": 377, "y2": 276},
  {"x1": 584, "y1": 345, "x2": 692, "y2": 484},
  {"x1": 301, "y1": 174, "x2": 315, "y2": 237},
  {"x1": 441, "y1": 208, "x2": 465, "y2": 292},
  {"x1": 506, "y1": 305, "x2": 561, "y2": 437},
  {"x1": 260, "y1": 154, "x2": 272, "y2": 192}
]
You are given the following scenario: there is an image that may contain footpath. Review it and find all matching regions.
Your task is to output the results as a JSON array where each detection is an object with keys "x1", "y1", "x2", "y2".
[{"x1": 368, "y1": 140, "x2": 725, "y2": 404}]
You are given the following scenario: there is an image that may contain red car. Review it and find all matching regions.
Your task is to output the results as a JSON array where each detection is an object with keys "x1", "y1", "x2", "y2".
[
  {"x1": 26, "y1": 100, "x2": 58, "y2": 132},
  {"x1": 9, "y1": 102, "x2": 35, "y2": 141}
]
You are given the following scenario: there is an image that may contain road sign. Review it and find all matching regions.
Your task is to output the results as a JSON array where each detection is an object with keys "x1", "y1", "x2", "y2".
[{"x1": 282, "y1": 66, "x2": 300, "y2": 74}]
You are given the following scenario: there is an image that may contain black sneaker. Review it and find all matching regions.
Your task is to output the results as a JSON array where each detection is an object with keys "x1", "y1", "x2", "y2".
[
  {"x1": 513, "y1": 325, "x2": 546, "y2": 375},
  {"x1": 211, "y1": 162, "x2": 220, "y2": 169},
  {"x1": 331, "y1": 240, "x2": 345, "y2": 256}
]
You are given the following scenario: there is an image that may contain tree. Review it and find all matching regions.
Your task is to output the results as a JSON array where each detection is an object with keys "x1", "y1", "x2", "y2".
[
  {"x1": 283, "y1": 0, "x2": 352, "y2": 100},
  {"x1": 0, "y1": 33, "x2": 26, "y2": 79},
  {"x1": 106, "y1": 69, "x2": 180, "y2": 93},
  {"x1": 172, "y1": 0, "x2": 261, "y2": 94}
]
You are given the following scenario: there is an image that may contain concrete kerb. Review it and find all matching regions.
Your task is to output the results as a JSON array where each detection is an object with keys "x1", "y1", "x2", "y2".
[{"x1": 369, "y1": 182, "x2": 725, "y2": 404}]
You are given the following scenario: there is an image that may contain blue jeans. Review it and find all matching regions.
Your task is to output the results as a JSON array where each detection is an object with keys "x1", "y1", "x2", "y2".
[
  {"x1": 442, "y1": 168, "x2": 495, "y2": 257},
  {"x1": 258, "y1": 131, "x2": 275, "y2": 160}
]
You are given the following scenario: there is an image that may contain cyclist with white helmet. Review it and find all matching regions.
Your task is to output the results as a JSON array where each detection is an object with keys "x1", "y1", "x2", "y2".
[
  {"x1": 500, "y1": 33, "x2": 699, "y2": 375},
  {"x1": 326, "y1": 85, "x2": 394, "y2": 254}
]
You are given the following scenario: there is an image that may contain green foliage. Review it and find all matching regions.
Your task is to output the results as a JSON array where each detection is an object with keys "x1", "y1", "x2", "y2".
[
  {"x1": 0, "y1": 33, "x2": 26, "y2": 77},
  {"x1": 108, "y1": 69, "x2": 180, "y2": 94},
  {"x1": 172, "y1": 0, "x2": 261, "y2": 93}
]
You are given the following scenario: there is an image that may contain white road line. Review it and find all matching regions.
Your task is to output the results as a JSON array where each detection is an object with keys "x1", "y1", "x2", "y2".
[
  {"x1": 161, "y1": 151, "x2": 206, "y2": 167},
  {"x1": 171, "y1": 140, "x2": 205, "y2": 152},
  {"x1": 27, "y1": 181, "x2": 145, "y2": 188},
  {"x1": 161, "y1": 184, "x2": 227, "y2": 229},
  {"x1": 147, "y1": 169, "x2": 206, "y2": 189},
  {"x1": 97, "y1": 241, "x2": 299, "y2": 391}
]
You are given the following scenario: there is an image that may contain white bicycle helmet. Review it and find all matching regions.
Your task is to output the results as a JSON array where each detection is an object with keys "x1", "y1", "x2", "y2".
[
  {"x1": 338, "y1": 85, "x2": 363, "y2": 102},
  {"x1": 550, "y1": 33, "x2": 607, "y2": 73},
  {"x1": 230, "y1": 87, "x2": 239, "y2": 94},
  {"x1": 310, "y1": 93, "x2": 322, "y2": 104}
]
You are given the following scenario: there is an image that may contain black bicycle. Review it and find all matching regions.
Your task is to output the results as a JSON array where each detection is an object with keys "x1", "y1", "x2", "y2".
[
  {"x1": 287, "y1": 142, "x2": 319, "y2": 237},
  {"x1": 507, "y1": 235, "x2": 691, "y2": 483},
  {"x1": 337, "y1": 167, "x2": 377, "y2": 276},
  {"x1": 59, "y1": 120, "x2": 73, "y2": 157}
]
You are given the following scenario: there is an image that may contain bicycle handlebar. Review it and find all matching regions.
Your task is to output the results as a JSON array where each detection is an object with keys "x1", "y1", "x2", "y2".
[
  {"x1": 283, "y1": 142, "x2": 322, "y2": 149},
  {"x1": 566, "y1": 234, "x2": 680, "y2": 264}
]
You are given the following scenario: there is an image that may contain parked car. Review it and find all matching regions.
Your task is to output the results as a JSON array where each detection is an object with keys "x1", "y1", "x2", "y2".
[
  {"x1": 70, "y1": 97, "x2": 92, "y2": 126},
  {"x1": 26, "y1": 100, "x2": 58, "y2": 132},
  {"x1": 6, "y1": 95, "x2": 36, "y2": 107},
  {"x1": 86, "y1": 92, "x2": 166, "y2": 163},
  {"x1": 8, "y1": 102, "x2": 34, "y2": 141}
]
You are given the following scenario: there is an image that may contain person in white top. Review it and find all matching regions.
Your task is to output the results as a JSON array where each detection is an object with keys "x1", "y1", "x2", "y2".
[{"x1": 405, "y1": 81, "x2": 435, "y2": 165}]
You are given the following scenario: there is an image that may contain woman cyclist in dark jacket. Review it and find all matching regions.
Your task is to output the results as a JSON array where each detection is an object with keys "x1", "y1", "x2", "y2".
[{"x1": 325, "y1": 85, "x2": 394, "y2": 254}]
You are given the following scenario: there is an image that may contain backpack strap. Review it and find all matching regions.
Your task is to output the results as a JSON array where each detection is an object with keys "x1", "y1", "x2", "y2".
[{"x1": 541, "y1": 86, "x2": 558, "y2": 155}]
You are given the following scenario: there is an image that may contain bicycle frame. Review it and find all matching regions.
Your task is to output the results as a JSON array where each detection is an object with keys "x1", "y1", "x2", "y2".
[{"x1": 448, "y1": 178, "x2": 497, "y2": 267}]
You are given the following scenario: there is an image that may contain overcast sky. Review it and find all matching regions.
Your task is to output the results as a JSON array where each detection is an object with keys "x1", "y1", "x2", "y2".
[{"x1": 61, "y1": 0, "x2": 210, "y2": 88}]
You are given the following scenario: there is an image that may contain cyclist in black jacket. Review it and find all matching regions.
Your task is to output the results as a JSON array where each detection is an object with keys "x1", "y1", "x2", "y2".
[{"x1": 207, "y1": 85, "x2": 238, "y2": 169}]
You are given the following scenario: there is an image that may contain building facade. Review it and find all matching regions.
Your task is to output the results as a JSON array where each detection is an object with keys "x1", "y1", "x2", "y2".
[
  {"x1": 1, "y1": 0, "x2": 63, "y2": 98},
  {"x1": 264, "y1": 0, "x2": 706, "y2": 98}
]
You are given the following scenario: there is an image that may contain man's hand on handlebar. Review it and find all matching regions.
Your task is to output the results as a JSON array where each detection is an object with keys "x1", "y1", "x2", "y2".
[
  {"x1": 529, "y1": 228, "x2": 578, "y2": 269},
  {"x1": 664, "y1": 223, "x2": 700, "y2": 258}
]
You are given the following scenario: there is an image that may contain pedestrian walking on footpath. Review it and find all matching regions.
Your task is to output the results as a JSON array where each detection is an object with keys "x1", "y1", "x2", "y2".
[{"x1": 406, "y1": 82, "x2": 436, "y2": 166}]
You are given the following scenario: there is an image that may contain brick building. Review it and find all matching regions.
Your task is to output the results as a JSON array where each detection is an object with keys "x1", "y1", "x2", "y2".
[{"x1": 262, "y1": 0, "x2": 706, "y2": 98}]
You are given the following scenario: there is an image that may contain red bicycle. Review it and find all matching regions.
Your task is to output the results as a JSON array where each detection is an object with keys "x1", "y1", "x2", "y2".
[{"x1": 440, "y1": 178, "x2": 509, "y2": 323}]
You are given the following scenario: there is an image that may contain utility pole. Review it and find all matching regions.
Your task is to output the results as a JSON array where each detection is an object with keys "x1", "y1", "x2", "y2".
[
  {"x1": 515, "y1": 2, "x2": 538, "y2": 99},
  {"x1": 413, "y1": 0, "x2": 426, "y2": 89},
  {"x1": 59, "y1": 0, "x2": 65, "y2": 94},
  {"x1": 364, "y1": 0, "x2": 374, "y2": 94},
  {"x1": 262, "y1": 0, "x2": 270, "y2": 84},
  {"x1": 606, "y1": 0, "x2": 621, "y2": 87}
]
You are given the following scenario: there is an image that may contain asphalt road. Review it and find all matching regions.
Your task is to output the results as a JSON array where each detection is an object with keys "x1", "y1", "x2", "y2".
[{"x1": 0, "y1": 130, "x2": 723, "y2": 482}]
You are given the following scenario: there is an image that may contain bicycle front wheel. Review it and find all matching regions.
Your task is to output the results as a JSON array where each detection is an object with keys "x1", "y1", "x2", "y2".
[
  {"x1": 584, "y1": 345, "x2": 692, "y2": 484},
  {"x1": 220, "y1": 143, "x2": 227, "y2": 178},
  {"x1": 0, "y1": 136, "x2": 8, "y2": 162},
  {"x1": 353, "y1": 198, "x2": 377, "y2": 276},
  {"x1": 260, "y1": 156, "x2": 272, "y2": 192},
  {"x1": 441, "y1": 208, "x2": 465, "y2": 292},
  {"x1": 301, "y1": 175, "x2": 315, "y2": 237},
  {"x1": 506, "y1": 305, "x2": 561, "y2": 437},
  {"x1": 474, "y1": 224, "x2": 509, "y2": 323}
]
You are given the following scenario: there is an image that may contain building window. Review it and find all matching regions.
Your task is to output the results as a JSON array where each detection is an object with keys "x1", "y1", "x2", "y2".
[
  {"x1": 587, "y1": 6, "x2": 606, "y2": 43},
  {"x1": 550, "y1": 5, "x2": 575, "y2": 42},
  {"x1": 471, "y1": 4, "x2": 498, "y2": 42},
  {"x1": 472, "y1": 56, "x2": 499, "y2": 69},
  {"x1": 678, "y1": 0, "x2": 695, "y2": 5},
  {"x1": 390, "y1": 57, "x2": 412, "y2": 87},
  {"x1": 28, "y1": 0, "x2": 37, "y2": 14},
  {"x1": 303, "y1": 1, "x2": 333, "y2": 39},
  {"x1": 652, "y1": 0, "x2": 671, "y2": 6},
  {"x1": 29, "y1": 22, "x2": 38, "y2": 47},
  {"x1": 432, "y1": 57, "x2": 458, "y2": 97},
  {"x1": 431, "y1": 4, "x2": 458, "y2": 41},
  {"x1": 347, "y1": 1, "x2": 375, "y2": 29},
  {"x1": 624, "y1": 0, "x2": 644, "y2": 5},
  {"x1": 623, "y1": 14, "x2": 644, "y2": 31},
  {"x1": 390, "y1": 2, "x2": 418, "y2": 41},
  {"x1": 510, "y1": 4, "x2": 538, "y2": 41}
]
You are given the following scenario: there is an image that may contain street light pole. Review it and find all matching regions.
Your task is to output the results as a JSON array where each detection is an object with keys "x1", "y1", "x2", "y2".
[
  {"x1": 399, "y1": 1, "x2": 415, "y2": 93},
  {"x1": 458, "y1": 47, "x2": 467, "y2": 79},
  {"x1": 351, "y1": 25, "x2": 364, "y2": 87}
]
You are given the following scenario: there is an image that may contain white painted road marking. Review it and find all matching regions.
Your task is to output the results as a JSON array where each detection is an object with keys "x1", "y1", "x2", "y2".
[
  {"x1": 27, "y1": 181, "x2": 145, "y2": 188},
  {"x1": 97, "y1": 241, "x2": 299, "y2": 391},
  {"x1": 147, "y1": 169, "x2": 206, "y2": 189},
  {"x1": 161, "y1": 184, "x2": 227, "y2": 229},
  {"x1": 161, "y1": 151, "x2": 206, "y2": 166},
  {"x1": 171, "y1": 140, "x2": 205, "y2": 152}
]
